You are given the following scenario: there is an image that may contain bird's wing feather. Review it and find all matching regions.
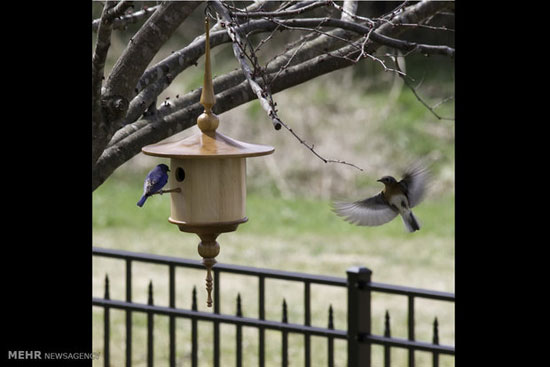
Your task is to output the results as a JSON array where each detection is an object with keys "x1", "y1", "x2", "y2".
[
  {"x1": 144, "y1": 169, "x2": 168, "y2": 195},
  {"x1": 399, "y1": 161, "x2": 430, "y2": 208},
  {"x1": 332, "y1": 193, "x2": 398, "y2": 226}
]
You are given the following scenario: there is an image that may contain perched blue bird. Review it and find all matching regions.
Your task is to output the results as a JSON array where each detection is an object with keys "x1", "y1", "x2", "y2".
[{"x1": 137, "y1": 164, "x2": 170, "y2": 207}]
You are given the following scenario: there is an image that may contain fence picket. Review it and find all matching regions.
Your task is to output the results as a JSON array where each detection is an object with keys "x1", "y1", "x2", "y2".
[
  {"x1": 384, "y1": 310, "x2": 391, "y2": 367},
  {"x1": 304, "y1": 282, "x2": 311, "y2": 367},
  {"x1": 236, "y1": 294, "x2": 243, "y2": 367},
  {"x1": 126, "y1": 260, "x2": 132, "y2": 367},
  {"x1": 169, "y1": 265, "x2": 176, "y2": 367},
  {"x1": 214, "y1": 270, "x2": 221, "y2": 367},
  {"x1": 259, "y1": 275, "x2": 265, "y2": 367},
  {"x1": 104, "y1": 274, "x2": 110, "y2": 367},
  {"x1": 147, "y1": 281, "x2": 154, "y2": 367},
  {"x1": 432, "y1": 317, "x2": 439, "y2": 367},
  {"x1": 327, "y1": 305, "x2": 334, "y2": 367},
  {"x1": 282, "y1": 299, "x2": 288, "y2": 367},
  {"x1": 408, "y1": 296, "x2": 415, "y2": 367},
  {"x1": 191, "y1": 286, "x2": 198, "y2": 367}
]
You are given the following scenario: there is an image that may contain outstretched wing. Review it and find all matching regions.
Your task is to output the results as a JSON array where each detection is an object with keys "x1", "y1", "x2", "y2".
[
  {"x1": 332, "y1": 193, "x2": 398, "y2": 226},
  {"x1": 399, "y1": 161, "x2": 430, "y2": 208}
]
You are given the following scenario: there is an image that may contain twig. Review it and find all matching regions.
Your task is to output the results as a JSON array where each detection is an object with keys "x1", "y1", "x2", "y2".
[
  {"x1": 392, "y1": 53, "x2": 454, "y2": 121},
  {"x1": 276, "y1": 117, "x2": 364, "y2": 171},
  {"x1": 211, "y1": 1, "x2": 364, "y2": 172},
  {"x1": 330, "y1": 0, "x2": 374, "y2": 25},
  {"x1": 388, "y1": 22, "x2": 454, "y2": 32},
  {"x1": 92, "y1": 5, "x2": 159, "y2": 32},
  {"x1": 230, "y1": 0, "x2": 330, "y2": 18},
  {"x1": 211, "y1": 1, "x2": 282, "y2": 130},
  {"x1": 149, "y1": 188, "x2": 181, "y2": 196}
]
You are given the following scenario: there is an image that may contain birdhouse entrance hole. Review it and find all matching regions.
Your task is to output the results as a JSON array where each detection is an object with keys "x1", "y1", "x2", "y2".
[{"x1": 175, "y1": 167, "x2": 185, "y2": 182}]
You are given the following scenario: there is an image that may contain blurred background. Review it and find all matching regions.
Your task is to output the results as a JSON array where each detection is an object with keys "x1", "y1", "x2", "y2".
[{"x1": 92, "y1": 2, "x2": 454, "y2": 366}]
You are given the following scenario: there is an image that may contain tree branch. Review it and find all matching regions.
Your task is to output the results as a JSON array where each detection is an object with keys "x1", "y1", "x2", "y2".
[
  {"x1": 93, "y1": 1, "x2": 200, "y2": 167},
  {"x1": 392, "y1": 53, "x2": 454, "y2": 121},
  {"x1": 103, "y1": 1, "x2": 200, "y2": 102},
  {"x1": 92, "y1": 1, "x2": 118, "y2": 166},
  {"x1": 230, "y1": 0, "x2": 331, "y2": 18},
  {"x1": 93, "y1": 39, "x2": 371, "y2": 190},
  {"x1": 92, "y1": 0, "x2": 454, "y2": 191},
  {"x1": 92, "y1": 4, "x2": 159, "y2": 32},
  {"x1": 211, "y1": 0, "x2": 283, "y2": 130}
]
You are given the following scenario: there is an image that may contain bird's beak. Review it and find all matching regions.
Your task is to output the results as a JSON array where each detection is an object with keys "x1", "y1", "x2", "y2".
[{"x1": 376, "y1": 178, "x2": 382, "y2": 182}]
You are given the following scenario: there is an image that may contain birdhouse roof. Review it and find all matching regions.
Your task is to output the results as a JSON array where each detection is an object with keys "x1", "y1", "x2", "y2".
[{"x1": 141, "y1": 131, "x2": 274, "y2": 159}]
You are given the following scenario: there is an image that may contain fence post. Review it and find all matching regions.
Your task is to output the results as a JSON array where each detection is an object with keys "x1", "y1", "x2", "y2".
[{"x1": 347, "y1": 266, "x2": 372, "y2": 367}]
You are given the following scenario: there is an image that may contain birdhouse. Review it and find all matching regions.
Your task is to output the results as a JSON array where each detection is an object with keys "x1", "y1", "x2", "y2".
[{"x1": 141, "y1": 17, "x2": 274, "y2": 307}]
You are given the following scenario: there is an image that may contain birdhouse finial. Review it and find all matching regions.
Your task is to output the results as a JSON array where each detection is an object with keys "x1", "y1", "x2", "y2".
[{"x1": 197, "y1": 16, "x2": 219, "y2": 134}]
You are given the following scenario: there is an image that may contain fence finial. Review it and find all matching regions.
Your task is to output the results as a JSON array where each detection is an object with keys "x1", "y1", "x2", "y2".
[
  {"x1": 432, "y1": 317, "x2": 439, "y2": 345},
  {"x1": 282, "y1": 298, "x2": 288, "y2": 323},
  {"x1": 104, "y1": 274, "x2": 110, "y2": 300},
  {"x1": 236, "y1": 293, "x2": 243, "y2": 317},
  {"x1": 192, "y1": 286, "x2": 198, "y2": 311},
  {"x1": 328, "y1": 304, "x2": 334, "y2": 329},
  {"x1": 384, "y1": 310, "x2": 391, "y2": 337},
  {"x1": 148, "y1": 280, "x2": 154, "y2": 305}
]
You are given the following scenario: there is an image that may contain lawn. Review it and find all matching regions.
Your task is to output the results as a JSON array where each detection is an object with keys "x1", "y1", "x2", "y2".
[
  {"x1": 92, "y1": 172, "x2": 454, "y2": 367},
  {"x1": 92, "y1": 65, "x2": 454, "y2": 366}
]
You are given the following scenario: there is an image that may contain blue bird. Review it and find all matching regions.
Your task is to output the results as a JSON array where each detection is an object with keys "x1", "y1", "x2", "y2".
[{"x1": 137, "y1": 164, "x2": 170, "y2": 207}]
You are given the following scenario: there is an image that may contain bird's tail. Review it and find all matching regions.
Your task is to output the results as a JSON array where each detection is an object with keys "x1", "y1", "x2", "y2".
[
  {"x1": 402, "y1": 211, "x2": 421, "y2": 232},
  {"x1": 137, "y1": 195, "x2": 148, "y2": 207}
]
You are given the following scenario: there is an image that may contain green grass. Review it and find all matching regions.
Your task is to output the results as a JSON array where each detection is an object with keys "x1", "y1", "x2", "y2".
[
  {"x1": 92, "y1": 65, "x2": 454, "y2": 366},
  {"x1": 93, "y1": 170, "x2": 454, "y2": 367}
]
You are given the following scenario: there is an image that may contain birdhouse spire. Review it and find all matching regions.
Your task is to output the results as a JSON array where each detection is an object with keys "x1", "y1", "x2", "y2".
[{"x1": 197, "y1": 16, "x2": 219, "y2": 133}]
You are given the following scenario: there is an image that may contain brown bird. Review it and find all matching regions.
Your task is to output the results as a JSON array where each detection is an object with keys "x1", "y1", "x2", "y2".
[{"x1": 332, "y1": 161, "x2": 430, "y2": 232}]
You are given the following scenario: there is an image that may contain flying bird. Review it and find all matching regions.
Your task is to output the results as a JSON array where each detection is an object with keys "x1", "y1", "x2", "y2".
[
  {"x1": 332, "y1": 161, "x2": 430, "y2": 232},
  {"x1": 137, "y1": 164, "x2": 170, "y2": 207}
]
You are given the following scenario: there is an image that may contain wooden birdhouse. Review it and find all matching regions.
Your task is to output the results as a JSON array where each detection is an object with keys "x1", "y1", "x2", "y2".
[{"x1": 141, "y1": 17, "x2": 274, "y2": 307}]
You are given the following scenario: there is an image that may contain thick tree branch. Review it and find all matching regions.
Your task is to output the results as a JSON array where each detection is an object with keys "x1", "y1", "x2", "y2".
[
  {"x1": 103, "y1": 1, "x2": 200, "y2": 104},
  {"x1": 92, "y1": 1, "x2": 118, "y2": 166},
  {"x1": 93, "y1": 1, "x2": 200, "y2": 167}
]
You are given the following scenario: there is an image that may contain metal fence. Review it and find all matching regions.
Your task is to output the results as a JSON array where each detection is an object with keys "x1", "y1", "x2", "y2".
[{"x1": 92, "y1": 247, "x2": 454, "y2": 367}]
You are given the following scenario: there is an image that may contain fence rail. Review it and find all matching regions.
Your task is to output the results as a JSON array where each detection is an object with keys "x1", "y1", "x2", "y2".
[{"x1": 92, "y1": 247, "x2": 454, "y2": 367}]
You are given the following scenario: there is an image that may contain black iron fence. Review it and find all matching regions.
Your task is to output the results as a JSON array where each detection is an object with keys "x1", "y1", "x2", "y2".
[{"x1": 92, "y1": 247, "x2": 454, "y2": 367}]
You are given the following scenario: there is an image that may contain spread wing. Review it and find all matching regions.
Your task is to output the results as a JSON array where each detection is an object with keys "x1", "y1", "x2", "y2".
[
  {"x1": 332, "y1": 193, "x2": 398, "y2": 226},
  {"x1": 399, "y1": 161, "x2": 430, "y2": 208}
]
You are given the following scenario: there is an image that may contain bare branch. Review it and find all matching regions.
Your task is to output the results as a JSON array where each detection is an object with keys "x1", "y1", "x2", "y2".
[
  {"x1": 334, "y1": 0, "x2": 373, "y2": 25},
  {"x1": 392, "y1": 53, "x2": 454, "y2": 121},
  {"x1": 230, "y1": 1, "x2": 330, "y2": 18},
  {"x1": 340, "y1": 0, "x2": 358, "y2": 22},
  {"x1": 92, "y1": 1, "x2": 118, "y2": 108},
  {"x1": 126, "y1": 7, "x2": 453, "y2": 133},
  {"x1": 211, "y1": 1, "x2": 282, "y2": 130},
  {"x1": 92, "y1": 0, "x2": 118, "y2": 165},
  {"x1": 103, "y1": 1, "x2": 201, "y2": 108},
  {"x1": 93, "y1": 1, "x2": 201, "y2": 167},
  {"x1": 92, "y1": 5, "x2": 159, "y2": 32},
  {"x1": 275, "y1": 17, "x2": 455, "y2": 57},
  {"x1": 92, "y1": 0, "x2": 454, "y2": 190}
]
